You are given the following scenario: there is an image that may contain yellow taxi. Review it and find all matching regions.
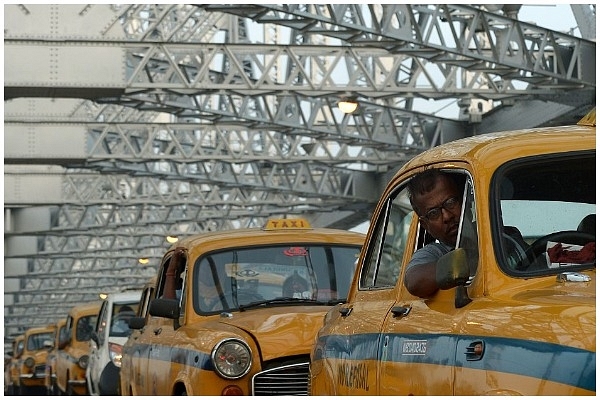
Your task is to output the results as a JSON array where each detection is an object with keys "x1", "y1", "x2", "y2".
[
  {"x1": 310, "y1": 109, "x2": 596, "y2": 395},
  {"x1": 44, "y1": 318, "x2": 67, "y2": 395},
  {"x1": 6, "y1": 334, "x2": 24, "y2": 395},
  {"x1": 120, "y1": 218, "x2": 364, "y2": 395},
  {"x1": 14, "y1": 324, "x2": 56, "y2": 395},
  {"x1": 55, "y1": 301, "x2": 101, "y2": 395}
]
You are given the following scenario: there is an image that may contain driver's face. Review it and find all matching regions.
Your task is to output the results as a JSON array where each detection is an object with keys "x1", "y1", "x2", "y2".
[{"x1": 413, "y1": 175, "x2": 462, "y2": 246}]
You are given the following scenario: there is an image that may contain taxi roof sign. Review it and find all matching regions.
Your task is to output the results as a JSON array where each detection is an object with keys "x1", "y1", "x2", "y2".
[{"x1": 263, "y1": 218, "x2": 312, "y2": 230}]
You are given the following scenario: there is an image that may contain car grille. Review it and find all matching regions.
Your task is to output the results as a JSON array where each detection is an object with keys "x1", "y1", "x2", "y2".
[
  {"x1": 34, "y1": 364, "x2": 47, "y2": 377},
  {"x1": 252, "y1": 362, "x2": 309, "y2": 395}
]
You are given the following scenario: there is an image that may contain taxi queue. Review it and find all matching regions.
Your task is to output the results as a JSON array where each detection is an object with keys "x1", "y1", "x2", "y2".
[{"x1": 4, "y1": 109, "x2": 596, "y2": 396}]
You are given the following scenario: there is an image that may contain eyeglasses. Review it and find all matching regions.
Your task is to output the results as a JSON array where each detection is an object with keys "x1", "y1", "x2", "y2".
[{"x1": 419, "y1": 196, "x2": 461, "y2": 222}]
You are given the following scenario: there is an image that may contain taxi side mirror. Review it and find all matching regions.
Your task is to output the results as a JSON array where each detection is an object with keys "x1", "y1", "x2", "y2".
[
  {"x1": 128, "y1": 316, "x2": 146, "y2": 330},
  {"x1": 149, "y1": 298, "x2": 180, "y2": 320},
  {"x1": 435, "y1": 248, "x2": 472, "y2": 308},
  {"x1": 435, "y1": 248, "x2": 470, "y2": 289}
]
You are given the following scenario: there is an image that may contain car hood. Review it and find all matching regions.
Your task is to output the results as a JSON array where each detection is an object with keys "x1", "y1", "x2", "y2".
[{"x1": 215, "y1": 305, "x2": 330, "y2": 360}]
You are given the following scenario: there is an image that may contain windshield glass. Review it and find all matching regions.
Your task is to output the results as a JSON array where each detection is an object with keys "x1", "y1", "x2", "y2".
[
  {"x1": 27, "y1": 332, "x2": 54, "y2": 351},
  {"x1": 493, "y1": 151, "x2": 595, "y2": 276},
  {"x1": 193, "y1": 244, "x2": 361, "y2": 314},
  {"x1": 76, "y1": 315, "x2": 98, "y2": 342},
  {"x1": 109, "y1": 302, "x2": 140, "y2": 337}
]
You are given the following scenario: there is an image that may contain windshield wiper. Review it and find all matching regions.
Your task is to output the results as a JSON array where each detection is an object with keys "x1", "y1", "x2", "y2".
[{"x1": 239, "y1": 297, "x2": 334, "y2": 311}]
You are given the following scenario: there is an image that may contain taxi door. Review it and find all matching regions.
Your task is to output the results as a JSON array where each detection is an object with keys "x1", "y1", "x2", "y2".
[
  {"x1": 144, "y1": 316, "x2": 178, "y2": 395},
  {"x1": 313, "y1": 193, "x2": 408, "y2": 395},
  {"x1": 142, "y1": 250, "x2": 186, "y2": 395},
  {"x1": 377, "y1": 169, "x2": 478, "y2": 395},
  {"x1": 122, "y1": 283, "x2": 154, "y2": 395}
]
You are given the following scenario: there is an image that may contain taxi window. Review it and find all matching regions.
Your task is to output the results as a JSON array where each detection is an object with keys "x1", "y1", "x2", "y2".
[
  {"x1": 27, "y1": 332, "x2": 53, "y2": 351},
  {"x1": 96, "y1": 302, "x2": 109, "y2": 346},
  {"x1": 58, "y1": 324, "x2": 67, "y2": 345},
  {"x1": 360, "y1": 186, "x2": 413, "y2": 289},
  {"x1": 452, "y1": 173, "x2": 479, "y2": 279},
  {"x1": 76, "y1": 315, "x2": 97, "y2": 342},
  {"x1": 493, "y1": 151, "x2": 595, "y2": 275},
  {"x1": 192, "y1": 244, "x2": 361, "y2": 314},
  {"x1": 138, "y1": 285, "x2": 156, "y2": 318},
  {"x1": 64, "y1": 316, "x2": 74, "y2": 343},
  {"x1": 109, "y1": 302, "x2": 139, "y2": 337},
  {"x1": 359, "y1": 170, "x2": 474, "y2": 291},
  {"x1": 158, "y1": 251, "x2": 187, "y2": 310}
]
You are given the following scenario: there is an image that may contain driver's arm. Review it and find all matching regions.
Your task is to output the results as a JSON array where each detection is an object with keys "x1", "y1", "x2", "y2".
[{"x1": 404, "y1": 262, "x2": 439, "y2": 298}]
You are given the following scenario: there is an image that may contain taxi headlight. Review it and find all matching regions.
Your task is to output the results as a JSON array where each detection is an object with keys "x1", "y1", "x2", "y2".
[
  {"x1": 211, "y1": 339, "x2": 252, "y2": 379},
  {"x1": 78, "y1": 355, "x2": 89, "y2": 369},
  {"x1": 24, "y1": 357, "x2": 35, "y2": 368}
]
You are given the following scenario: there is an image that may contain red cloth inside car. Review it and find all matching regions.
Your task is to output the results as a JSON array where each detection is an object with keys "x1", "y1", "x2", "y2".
[{"x1": 547, "y1": 241, "x2": 595, "y2": 264}]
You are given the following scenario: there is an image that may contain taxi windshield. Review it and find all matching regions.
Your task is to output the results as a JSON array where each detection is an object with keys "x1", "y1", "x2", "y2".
[
  {"x1": 27, "y1": 332, "x2": 53, "y2": 351},
  {"x1": 193, "y1": 244, "x2": 360, "y2": 314},
  {"x1": 492, "y1": 151, "x2": 595, "y2": 276}
]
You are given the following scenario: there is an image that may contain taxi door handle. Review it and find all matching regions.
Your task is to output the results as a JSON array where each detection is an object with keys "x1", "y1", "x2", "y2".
[
  {"x1": 154, "y1": 328, "x2": 162, "y2": 335},
  {"x1": 391, "y1": 305, "x2": 411, "y2": 318}
]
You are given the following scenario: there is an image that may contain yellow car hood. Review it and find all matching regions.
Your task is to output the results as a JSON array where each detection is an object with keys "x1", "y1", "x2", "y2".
[{"x1": 216, "y1": 305, "x2": 331, "y2": 360}]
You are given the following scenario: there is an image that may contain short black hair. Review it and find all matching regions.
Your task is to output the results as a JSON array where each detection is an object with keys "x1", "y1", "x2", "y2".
[{"x1": 407, "y1": 169, "x2": 463, "y2": 214}]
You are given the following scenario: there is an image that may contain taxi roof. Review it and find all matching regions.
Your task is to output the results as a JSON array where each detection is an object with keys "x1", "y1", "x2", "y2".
[
  {"x1": 171, "y1": 223, "x2": 365, "y2": 256},
  {"x1": 68, "y1": 301, "x2": 102, "y2": 317},
  {"x1": 25, "y1": 324, "x2": 56, "y2": 335},
  {"x1": 402, "y1": 121, "x2": 595, "y2": 173}
]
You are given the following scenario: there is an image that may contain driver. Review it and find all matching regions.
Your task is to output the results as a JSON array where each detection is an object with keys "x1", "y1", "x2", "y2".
[
  {"x1": 404, "y1": 169, "x2": 463, "y2": 298},
  {"x1": 282, "y1": 271, "x2": 310, "y2": 299}
]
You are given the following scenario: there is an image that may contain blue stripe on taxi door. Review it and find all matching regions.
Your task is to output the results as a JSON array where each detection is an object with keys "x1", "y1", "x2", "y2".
[
  {"x1": 129, "y1": 343, "x2": 215, "y2": 371},
  {"x1": 316, "y1": 333, "x2": 595, "y2": 392}
]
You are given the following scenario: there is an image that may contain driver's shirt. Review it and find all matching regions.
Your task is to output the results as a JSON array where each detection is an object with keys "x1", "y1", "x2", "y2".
[{"x1": 406, "y1": 241, "x2": 454, "y2": 271}]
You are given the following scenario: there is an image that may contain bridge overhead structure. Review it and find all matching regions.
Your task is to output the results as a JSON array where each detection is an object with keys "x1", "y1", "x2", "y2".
[{"x1": 3, "y1": 4, "x2": 596, "y2": 349}]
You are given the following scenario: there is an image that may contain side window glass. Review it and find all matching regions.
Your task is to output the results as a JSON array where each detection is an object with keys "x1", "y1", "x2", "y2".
[
  {"x1": 16, "y1": 341, "x2": 24, "y2": 356},
  {"x1": 157, "y1": 256, "x2": 172, "y2": 298},
  {"x1": 64, "y1": 316, "x2": 74, "y2": 343},
  {"x1": 360, "y1": 187, "x2": 414, "y2": 289},
  {"x1": 178, "y1": 266, "x2": 187, "y2": 321},
  {"x1": 457, "y1": 175, "x2": 479, "y2": 278},
  {"x1": 97, "y1": 302, "x2": 109, "y2": 346},
  {"x1": 158, "y1": 250, "x2": 186, "y2": 318}
]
